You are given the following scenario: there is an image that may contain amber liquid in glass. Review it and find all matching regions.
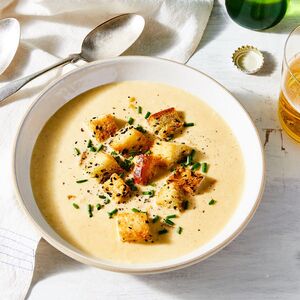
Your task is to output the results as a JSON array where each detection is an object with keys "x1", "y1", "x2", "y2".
[{"x1": 278, "y1": 56, "x2": 300, "y2": 142}]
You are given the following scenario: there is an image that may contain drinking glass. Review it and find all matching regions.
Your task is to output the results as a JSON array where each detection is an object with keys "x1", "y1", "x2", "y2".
[{"x1": 278, "y1": 25, "x2": 300, "y2": 142}]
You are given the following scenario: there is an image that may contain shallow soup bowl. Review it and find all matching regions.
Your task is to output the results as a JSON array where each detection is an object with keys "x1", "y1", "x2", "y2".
[{"x1": 13, "y1": 56, "x2": 265, "y2": 274}]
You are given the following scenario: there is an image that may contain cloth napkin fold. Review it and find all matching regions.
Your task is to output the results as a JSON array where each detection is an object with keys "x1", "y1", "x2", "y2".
[{"x1": 0, "y1": 0, "x2": 213, "y2": 299}]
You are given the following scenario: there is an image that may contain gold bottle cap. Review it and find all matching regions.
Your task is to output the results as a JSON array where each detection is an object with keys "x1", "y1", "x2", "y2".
[{"x1": 232, "y1": 45, "x2": 264, "y2": 74}]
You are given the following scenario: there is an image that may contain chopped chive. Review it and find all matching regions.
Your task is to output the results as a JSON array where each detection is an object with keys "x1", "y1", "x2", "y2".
[
  {"x1": 108, "y1": 208, "x2": 118, "y2": 218},
  {"x1": 152, "y1": 215, "x2": 160, "y2": 223},
  {"x1": 103, "y1": 198, "x2": 110, "y2": 204},
  {"x1": 143, "y1": 190, "x2": 155, "y2": 197},
  {"x1": 89, "y1": 146, "x2": 97, "y2": 152},
  {"x1": 111, "y1": 151, "x2": 118, "y2": 156},
  {"x1": 209, "y1": 199, "x2": 217, "y2": 205},
  {"x1": 129, "y1": 149, "x2": 138, "y2": 156},
  {"x1": 88, "y1": 204, "x2": 93, "y2": 218},
  {"x1": 96, "y1": 203, "x2": 102, "y2": 210},
  {"x1": 72, "y1": 203, "x2": 79, "y2": 209},
  {"x1": 132, "y1": 208, "x2": 141, "y2": 213},
  {"x1": 87, "y1": 139, "x2": 93, "y2": 148},
  {"x1": 76, "y1": 179, "x2": 88, "y2": 183},
  {"x1": 135, "y1": 125, "x2": 146, "y2": 133},
  {"x1": 126, "y1": 179, "x2": 138, "y2": 191},
  {"x1": 182, "y1": 200, "x2": 189, "y2": 210},
  {"x1": 158, "y1": 229, "x2": 168, "y2": 235},
  {"x1": 145, "y1": 150, "x2": 152, "y2": 155},
  {"x1": 166, "y1": 214, "x2": 177, "y2": 219},
  {"x1": 164, "y1": 218, "x2": 175, "y2": 226},
  {"x1": 202, "y1": 162, "x2": 208, "y2": 173},
  {"x1": 184, "y1": 122, "x2": 195, "y2": 127},
  {"x1": 119, "y1": 172, "x2": 125, "y2": 179},
  {"x1": 191, "y1": 162, "x2": 201, "y2": 171},
  {"x1": 138, "y1": 106, "x2": 142, "y2": 114},
  {"x1": 98, "y1": 195, "x2": 106, "y2": 199},
  {"x1": 185, "y1": 155, "x2": 192, "y2": 166},
  {"x1": 177, "y1": 226, "x2": 183, "y2": 234},
  {"x1": 149, "y1": 182, "x2": 157, "y2": 187},
  {"x1": 128, "y1": 117, "x2": 134, "y2": 125},
  {"x1": 74, "y1": 148, "x2": 81, "y2": 155},
  {"x1": 144, "y1": 111, "x2": 151, "y2": 119},
  {"x1": 97, "y1": 144, "x2": 103, "y2": 152}
]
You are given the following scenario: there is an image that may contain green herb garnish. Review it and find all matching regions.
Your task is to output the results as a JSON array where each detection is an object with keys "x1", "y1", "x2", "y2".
[
  {"x1": 138, "y1": 106, "x2": 142, "y2": 114},
  {"x1": 74, "y1": 148, "x2": 81, "y2": 155},
  {"x1": 89, "y1": 146, "x2": 97, "y2": 152},
  {"x1": 158, "y1": 229, "x2": 168, "y2": 235},
  {"x1": 97, "y1": 144, "x2": 103, "y2": 152},
  {"x1": 177, "y1": 226, "x2": 183, "y2": 234},
  {"x1": 98, "y1": 195, "x2": 106, "y2": 199},
  {"x1": 96, "y1": 203, "x2": 102, "y2": 210},
  {"x1": 103, "y1": 198, "x2": 110, "y2": 204},
  {"x1": 128, "y1": 117, "x2": 134, "y2": 125},
  {"x1": 202, "y1": 162, "x2": 208, "y2": 173},
  {"x1": 87, "y1": 139, "x2": 93, "y2": 148},
  {"x1": 152, "y1": 215, "x2": 160, "y2": 223},
  {"x1": 88, "y1": 204, "x2": 93, "y2": 218},
  {"x1": 126, "y1": 178, "x2": 138, "y2": 191},
  {"x1": 72, "y1": 203, "x2": 79, "y2": 209},
  {"x1": 143, "y1": 190, "x2": 155, "y2": 197},
  {"x1": 108, "y1": 208, "x2": 118, "y2": 218},
  {"x1": 209, "y1": 199, "x2": 217, "y2": 205},
  {"x1": 184, "y1": 122, "x2": 195, "y2": 127},
  {"x1": 76, "y1": 179, "x2": 88, "y2": 183},
  {"x1": 166, "y1": 214, "x2": 177, "y2": 219},
  {"x1": 164, "y1": 218, "x2": 175, "y2": 226},
  {"x1": 131, "y1": 208, "x2": 141, "y2": 213},
  {"x1": 144, "y1": 111, "x2": 151, "y2": 119},
  {"x1": 191, "y1": 162, "x2": 201, "y2": 171},
  {"x1": 135, "y1": 125, "x2": 146, "y2": 133}
]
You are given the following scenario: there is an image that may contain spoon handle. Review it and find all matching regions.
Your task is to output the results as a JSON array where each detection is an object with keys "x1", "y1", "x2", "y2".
[{"x1": 0, "y1": 54, "x2": 80, "y2": 103}]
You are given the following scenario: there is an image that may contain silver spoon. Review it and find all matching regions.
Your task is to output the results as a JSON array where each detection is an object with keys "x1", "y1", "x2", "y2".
[
  {"x1": 0, "y1": 13, "x2": 145, "y2": 102},
  {"x1": 0, "y1": 18, "x2": 20, "y2": 75}
]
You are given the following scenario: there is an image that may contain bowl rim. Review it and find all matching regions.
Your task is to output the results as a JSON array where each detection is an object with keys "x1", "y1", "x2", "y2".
[{"x1": 12, "y1": 56, "x2": 266, "y2": 274}]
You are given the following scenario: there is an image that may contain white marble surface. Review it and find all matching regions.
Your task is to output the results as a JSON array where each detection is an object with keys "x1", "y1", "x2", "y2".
[{"x1": 27, "y1": 1, "x2": 300, "y2": 299}]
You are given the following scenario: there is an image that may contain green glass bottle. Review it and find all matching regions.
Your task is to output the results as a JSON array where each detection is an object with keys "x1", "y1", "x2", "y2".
[{"x1": 225, "y1": 0, "x2": 289, "y2": 30}]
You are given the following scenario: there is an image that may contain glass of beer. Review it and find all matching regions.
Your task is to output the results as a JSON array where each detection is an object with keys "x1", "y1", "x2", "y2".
[{"x1": 278, "y1": 25, "x2": 300, "y2": 142}]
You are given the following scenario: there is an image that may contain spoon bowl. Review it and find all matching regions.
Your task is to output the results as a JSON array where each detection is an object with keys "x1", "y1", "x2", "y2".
[
  {"x1": 81, "y1": 14, "x2": 145, "y2": 61},
  {"x1": 0, "y1": 18, "x2": 20, "y2": 75}
]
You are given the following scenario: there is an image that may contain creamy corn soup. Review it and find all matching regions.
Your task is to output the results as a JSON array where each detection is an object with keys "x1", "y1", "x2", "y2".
[{"x1": 31, "y1": 81, "x2": 244, "y2": 263}]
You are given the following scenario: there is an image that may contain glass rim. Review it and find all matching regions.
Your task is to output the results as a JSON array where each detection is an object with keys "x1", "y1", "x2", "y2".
[{"x1": 284, "y1": 24, "x2": 300, "y2": 86}]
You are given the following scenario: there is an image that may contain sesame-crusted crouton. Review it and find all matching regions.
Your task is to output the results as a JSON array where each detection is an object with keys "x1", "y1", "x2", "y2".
[
  {"x1": 156, "y1": 182, "x2": 185, "y2": 211},
  {"x1": 133, "y1": 154, "x2": 162, "y2": 185},
  {"x1": 110, "y1": 126, "x2": 152, "y2": 155},
  {"x1": 117, "y1": 212, "x2": 152, "y2": 242},
  {"x1": 168, "y1": 166, "x2": 205, "y2": 195},
  {"x1": 85, "y1": 152, "x2": 123, "y2": 183},
  {"x1": 151, "y1": 141, "x2": 192, "y2": 167},
  {"x1": 89, "y1": 114, "x2": 118, "y2": 142},
  {"x1": 103, "y1": 173, "x2": 131, "y2": 203},
  {"x1": 148, "y1": 108, "x2": 184, "y2": 140}
]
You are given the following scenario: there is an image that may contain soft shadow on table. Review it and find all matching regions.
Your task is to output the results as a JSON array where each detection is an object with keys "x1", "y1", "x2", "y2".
[{"x1": 26, "y1": 239, "x2": 84, "y2": 299}]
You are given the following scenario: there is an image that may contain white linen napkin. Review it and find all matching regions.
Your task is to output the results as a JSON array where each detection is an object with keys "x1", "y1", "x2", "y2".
[{"x1": 0, "y1": 0, "x2": 213, "y2": 299}]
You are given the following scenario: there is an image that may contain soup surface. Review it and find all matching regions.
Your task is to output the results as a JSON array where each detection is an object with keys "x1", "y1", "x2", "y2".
[{"x1": 31, "y1": 81, "x2": 244, "y2": 263}]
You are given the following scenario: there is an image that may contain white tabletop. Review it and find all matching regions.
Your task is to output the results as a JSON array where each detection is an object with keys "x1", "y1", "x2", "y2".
[{"x1": 27, "y1": 2, "x2": 300, "y2": 299}]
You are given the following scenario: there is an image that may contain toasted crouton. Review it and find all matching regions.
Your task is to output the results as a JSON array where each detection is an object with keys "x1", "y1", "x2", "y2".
[
  {"x1": 85, "y1": 152, "x2": 123, "y2": 183},
  {"x1": 133, "y1": 154, "x2": 162, "y2": 185},
  {"x1": 151, "y1": 141, "x2": 192, "y2": 167},
  {"x1": 168, "y1": 166, "x2": 205, "y2": 194},
  {"x1": 117, "y1": 212, "x2": 152, "y2": 242},
  {"x1": 156, "y1": 182, "x2": 184, "y2": 211},
  {"x1": 110, "y1": 126, "x2": 152, "y2": 155},
  {"x1": 103, "y1": 173, "x2": 131, "y2": 203},
  {"x1": 89, "y1": 114, "x2": 118, "y2": 142},
  {"x1": 148, "y1": 108, "x2": 184, "y2": 140}
]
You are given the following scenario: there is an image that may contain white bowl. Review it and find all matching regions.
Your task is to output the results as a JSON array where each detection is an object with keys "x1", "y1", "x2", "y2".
[{"x1": 13, "y1": 56, "x2": 265, "y2": 274}]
